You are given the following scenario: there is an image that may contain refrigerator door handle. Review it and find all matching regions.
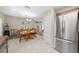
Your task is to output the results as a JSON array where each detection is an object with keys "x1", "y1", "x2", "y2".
[
  {"x1": 62, "y1": 16, "x2": 65, "y2": 38},
  {"x1": 63, "y1": 17, "x2": 65, "y2": 37},
  {"x1": 62, "y1": 16, "x2": 64, "y2": 38}
]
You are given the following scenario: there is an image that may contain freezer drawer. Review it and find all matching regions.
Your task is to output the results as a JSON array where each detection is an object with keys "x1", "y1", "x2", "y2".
[{"x1": 55, "y1": 38, "x2": 78, "y2": 53}]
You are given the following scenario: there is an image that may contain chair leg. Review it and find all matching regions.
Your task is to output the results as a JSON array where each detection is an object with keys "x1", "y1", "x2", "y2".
[
  {"x1": 25, "y1": 36, "x2": 28, "y2": 41},
  {"x1": 19, "y1": 38, "x2": 21, "y2": 42}
]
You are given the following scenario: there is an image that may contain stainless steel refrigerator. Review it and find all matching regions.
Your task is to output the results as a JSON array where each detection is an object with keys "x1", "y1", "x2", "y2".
[{"x1": 56, "y1": 9, "x2": 78, "y2": 53}]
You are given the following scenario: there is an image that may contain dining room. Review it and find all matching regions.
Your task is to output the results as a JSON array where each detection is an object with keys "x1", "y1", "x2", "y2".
[
  {"x1": 3, "y1": 14, "x2": 57, "y2": 53},
  {"x1": 3, "y1": 15, "x2": 43, "y2": 41},
  {"x1": 0, "y1": 6, "x2": 58, "y2": 53},
  {"x1": 3, "y1": 15, "x2": 47, "y2": 52}
]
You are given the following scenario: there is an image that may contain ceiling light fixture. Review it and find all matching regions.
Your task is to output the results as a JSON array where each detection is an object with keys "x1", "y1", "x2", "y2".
[
  {"x1": 25, "y1": 14, "x2": 32, "y2": 22},
  {"x1": 25, "y1": 6, "x2": 32, "y2": 22}
]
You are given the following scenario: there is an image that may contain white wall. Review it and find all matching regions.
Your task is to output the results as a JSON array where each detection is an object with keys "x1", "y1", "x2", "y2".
[
  {"x1": 0, "y1": 13, "x2": 4, "y2": 36},
  {"x1": 42, "y1": 8, "x2": 56, "y2": 48},
  {"x1": 4, "y1": 15, "x2": 41, "y2": 30}
]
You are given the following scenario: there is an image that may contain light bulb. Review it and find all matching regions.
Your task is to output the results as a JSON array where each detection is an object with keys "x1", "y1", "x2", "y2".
[{"x1": 27, "y1": 18, "x2": 29, "y2": 21}]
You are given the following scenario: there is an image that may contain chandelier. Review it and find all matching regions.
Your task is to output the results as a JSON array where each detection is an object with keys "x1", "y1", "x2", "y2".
[
  {"x1": 25, "y1": 15, "x2": 32, "y2": 22},
  {"x1": 25, "y1": 6, "x2": 32, "y2": 22}
]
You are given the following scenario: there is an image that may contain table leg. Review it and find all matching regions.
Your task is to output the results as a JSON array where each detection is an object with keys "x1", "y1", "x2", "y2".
[{"x1": 19, "y1": 37, "x2": 21, "y2": 42}]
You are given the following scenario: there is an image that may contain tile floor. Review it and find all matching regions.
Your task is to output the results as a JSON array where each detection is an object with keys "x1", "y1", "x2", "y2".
[{"x1": 8, "y1": 36, "x2": 58, "y2": 53}]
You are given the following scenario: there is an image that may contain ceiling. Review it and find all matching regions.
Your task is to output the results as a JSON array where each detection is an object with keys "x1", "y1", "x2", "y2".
[
  {"x1": 0, "y1": 6, "x2": 53, "y2": 19},
  {"x1": 0, "y1": 6, "x2": 73, "y2": 19}
]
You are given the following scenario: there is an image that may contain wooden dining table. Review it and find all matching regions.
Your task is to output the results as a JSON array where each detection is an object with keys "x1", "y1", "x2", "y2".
[{"x1": 16, "y1": 29, "x2": 37, "y2": 42}]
